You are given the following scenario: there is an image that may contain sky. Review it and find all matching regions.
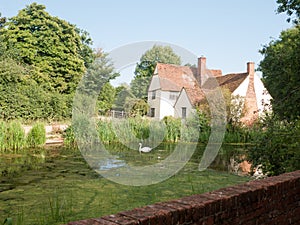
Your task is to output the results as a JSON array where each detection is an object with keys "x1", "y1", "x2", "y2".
[{"x1": 0, "y1": 0, "x2": 292, "y2": 86}]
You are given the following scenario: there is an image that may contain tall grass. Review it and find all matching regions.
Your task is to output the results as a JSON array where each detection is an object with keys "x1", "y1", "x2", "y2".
[
  {"x1": 26, "y1": 122, "x2": 46, "y2": 147},
  {"x1": 64, "y1": 115, "x2": 260, "y2": 146},
  {"x1": 0, "y1": 120, "x2": 7, "y2": 151},
  {"x1": 6, "y1": 121, "x2": 26, "y2": 151},
  {"x1": 0, "y1": 121, "x2": 48, "y2": 153}
]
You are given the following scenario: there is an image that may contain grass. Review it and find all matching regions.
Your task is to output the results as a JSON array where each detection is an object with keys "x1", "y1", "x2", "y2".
[
  {"x1": 0, "y1": 145, "x2": 250, "y2": 225},
  {"x1": 26, "y1": 122, "x2": 46, "y2": 147},
  {"x1": 0, "y1": 121, "x2": 47, "y2": 153}
]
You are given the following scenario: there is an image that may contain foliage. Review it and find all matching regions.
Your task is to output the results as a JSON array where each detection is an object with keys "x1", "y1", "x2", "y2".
[
  {"x1": 0, "y1": 120, "x2": 7, "y2": 151},
  {"x1": 0, "y1": 4, "x2": 101, "y2": 121},
  {"x1": 247, "y1": 115, "x2": 300, "y2": 176},
  {"x1": 98, "y1": 82, "x2": 116, "y2": 115},
  {"x1": 124, "y1": 98, "x2": 149, "y2": 117},
  {"x1": 113, "y1": 84, "x2": 135, "y2": 111},
  {"x1": 197, "y1": 87, "x2": 245, "y2": 126},
  {"x1": 259, "y1": 25, "x2": 300, "y2": 121},
  {"x1": 0, "y1": 12, "x2": 6, "y2": 29},
  {"x1": 130, "y1": 45, "x2": 181, "y2": 99},
  {"x1": 76, "y1": 49, "x2": 119, "y2": 117},
  {"x1": 0, "y1": 62, "x2": 72, "y2": 121},
  {"x1": 0, "y1": 3, "x2": 92, "y2": 94},
  {"x1": 5, "y1": 121, "x2": 26, "y2": 151},
  {"x1": 26, "y1": 122, "x2": 46, "y2": 147},
  {"x1": 276, "y1": 0, "x2": 300, "y2": 23},
  {"x1": 162, "y1": 116, "x2": 181, "y2": 142}
]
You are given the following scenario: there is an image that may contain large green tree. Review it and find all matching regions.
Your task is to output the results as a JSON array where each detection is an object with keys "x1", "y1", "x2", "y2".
[
  {"x1": 277, "y1": 0, "x2": 300, "y2": 23},
  {"x1": 130, "y1": 45, "x2": 181, "y2": 99},
  {"x1": 0, "y1": 3, "x2": 93, "y2": 94},
  {"x1": 0, "y1": 13, "x2": 6, "y2": 29},
  {"x1": 259, "y1": 25, "x2": 300, "y2": 121}
]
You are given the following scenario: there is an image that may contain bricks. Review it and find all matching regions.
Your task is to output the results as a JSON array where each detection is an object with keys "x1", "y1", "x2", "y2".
[{"x1": 67, "y1": 170, "x2": 300, "y2": 225}]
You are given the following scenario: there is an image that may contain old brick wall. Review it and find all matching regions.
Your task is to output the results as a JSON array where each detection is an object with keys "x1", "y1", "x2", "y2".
[{"x1": 67, "y1": 170, "x2": 300, "y2": 225}]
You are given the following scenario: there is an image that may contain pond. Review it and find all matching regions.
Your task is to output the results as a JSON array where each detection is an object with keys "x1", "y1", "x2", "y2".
[{"x1": 0, "y1": 143, "x2": 250, "y2": 225}]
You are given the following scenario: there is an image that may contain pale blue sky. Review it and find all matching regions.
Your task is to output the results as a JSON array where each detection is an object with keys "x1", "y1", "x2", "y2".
[{"x1": 0, "y1": 0, "x2": 292, "y2": 85}]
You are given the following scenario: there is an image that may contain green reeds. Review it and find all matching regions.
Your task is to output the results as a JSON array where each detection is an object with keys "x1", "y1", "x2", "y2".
[
  {"x1": 0, "y1": 121, "x2": 7, "y2": 151},
  {"x1": 26, "y1": 122, "x2": 46, "y2": 147},
  {"x1": 163, "y1": 116, "x2": 181, "y2": 142},
  {"x1": 6, "y1": 121, "x2": 26, "y2": 151}
]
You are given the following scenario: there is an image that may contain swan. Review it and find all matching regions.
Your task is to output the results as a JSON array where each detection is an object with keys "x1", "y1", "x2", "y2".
[{"x1": 138, "y1": 143, "x2": 152, "y2": 153}]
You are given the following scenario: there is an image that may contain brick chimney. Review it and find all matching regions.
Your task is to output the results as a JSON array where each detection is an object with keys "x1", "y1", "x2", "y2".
[
  {"x1": 197, "y1": 56, "x2": 207, "y2": 85},
  {"x1": 247, "y1": 62, "x2": 255, "y2": 75}
]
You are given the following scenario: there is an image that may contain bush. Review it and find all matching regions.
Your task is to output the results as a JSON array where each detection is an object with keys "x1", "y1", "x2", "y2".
[
  {"x1": 5, "y1": 121, "x2": 26, "y2": 151},
  {"x1": 26, "y1": 122, "x2": 46, "y2": 147},
  {"x1": 247, "y1": 116, "x2": 300, "y2": 176}
]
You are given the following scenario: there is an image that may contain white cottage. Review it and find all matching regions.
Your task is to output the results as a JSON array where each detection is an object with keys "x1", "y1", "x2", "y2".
[{"x1": 147, "y1": 57, "x2": 272, "y2": 125}]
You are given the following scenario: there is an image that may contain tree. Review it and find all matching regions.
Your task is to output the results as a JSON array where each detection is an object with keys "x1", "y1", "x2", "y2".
[
  {"x1": 0, "y1": 3, "x2": 93, "y2": 94},
  {"x1": 124, "y1": 98, "x2": 149, "y2": 117},
  {"x1": 97, "y1": 82, "x2": 116, "y2": 114},
  {"x1": 130, "y1": 45, "x2": 181, "y2": 99},
  {"x1": 0, "y1": 12, "x2": 6, "y2": 29},
  {"x1": 113, "y1": 84, "x2": 135, "y2": 111},
  {"x1": 277, "y1": 0, "x2": 300, "y2": 23},
  {"x1": 259, "y1": 25, "x2": 300, "y2": 121}
]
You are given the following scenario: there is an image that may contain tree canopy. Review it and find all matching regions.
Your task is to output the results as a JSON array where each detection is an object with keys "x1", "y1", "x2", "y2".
[
  {"x1": 0, "y1": 3, "x2": 93, "y2": 94},
  {"x1": 0, "y1": 4, "x2": 118, "y2": 121},
  {"x1": 277, "y1": 0, "x2": 300, "y2": 23},
  {"x1": 130, "y1": 45, "x2": 181, "y2": 99},
  {"x1": 259, "y1": 25, "x2": 300, "y2": 121}
]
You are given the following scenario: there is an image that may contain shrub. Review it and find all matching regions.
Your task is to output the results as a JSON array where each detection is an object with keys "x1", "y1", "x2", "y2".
[
  {"x1": 247, "y1": 116, "x2": 300, "y2": 176},
  {"x1": 26, "y1": 122, "x2": 46, "y2": 147},
  {"x1": 6, "y1": 121, "x2": 26, "y2": 151}
]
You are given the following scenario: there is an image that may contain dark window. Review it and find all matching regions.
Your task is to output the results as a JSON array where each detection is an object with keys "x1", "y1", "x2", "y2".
[
  {"x1": 150, "y1": 108, "x2": 155, "y2": 117},
  {"x1": 152, "y1": 91, "x2": 156, "y2": 100},
  {"x1": 182, "y1": 107, "x2": 187, "y2": 119}
]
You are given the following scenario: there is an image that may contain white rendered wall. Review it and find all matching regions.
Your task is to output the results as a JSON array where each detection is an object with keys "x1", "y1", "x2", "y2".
[
  {"x1": 174, "y1": 89, "x2": 194, "y2": 119},
  {"x1": 158, "y1": 90, "x2": 177, "y2": 119},
  {"x1": 254, "y1": 73, "x2": 272, "y2": 115},
  {"x1": 232, "y1": 75, "x2": 249, "y2": 97}
]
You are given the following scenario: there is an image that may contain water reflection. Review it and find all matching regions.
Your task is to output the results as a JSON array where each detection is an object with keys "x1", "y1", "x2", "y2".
[{"x1": 99, "y1": 157, "x2": 126, "y2": 170}]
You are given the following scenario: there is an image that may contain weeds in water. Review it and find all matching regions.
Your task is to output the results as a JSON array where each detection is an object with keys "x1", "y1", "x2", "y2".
[
  {"x1": 26, "y1": 122, "x2": 46, "y2": 147},
  {"x1": 0, "y1": 121, "x2": 7, "y2": 151},
  {"x1": 6, "y1": 121, "x2": 26, "y2": 152}
]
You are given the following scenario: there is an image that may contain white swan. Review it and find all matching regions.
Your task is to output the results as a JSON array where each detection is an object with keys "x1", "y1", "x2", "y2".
[{"x1": 138, "y1": 143, "x2": 152, "y2": 153}]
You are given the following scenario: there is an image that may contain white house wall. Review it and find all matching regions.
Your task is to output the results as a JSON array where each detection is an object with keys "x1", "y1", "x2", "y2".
[
  {"x1": 232, "y1": 75, "x2": 249, "y2": 97},
  {"x1": 158, "y1": 91, "x2": 177, "y2": 119},
  {"x1": 254, "y1": 73, "x2": 272, "y2": 115},
  {"x1": 174, "y1": 89, "x2": 194, "y2": 118}
]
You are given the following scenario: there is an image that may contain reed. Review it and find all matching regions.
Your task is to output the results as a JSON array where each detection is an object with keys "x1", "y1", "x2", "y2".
[
  {"x1": 6, "y1": 121, "x2": 26, "y2": 151},
  {"x1": 26, "y1": 122, "x2": 46, "y2": 147},
  {"x1": 0, "y1": 120, "x2": 7, "y2": 151},
  {"x1": 163, "y1": 116, "x2": 181, "y2": 142}
]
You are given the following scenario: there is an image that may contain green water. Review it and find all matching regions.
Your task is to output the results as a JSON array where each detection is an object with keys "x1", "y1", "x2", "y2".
[{"x1": 0, "y1": 143, "x2": 250, "y2": 225}]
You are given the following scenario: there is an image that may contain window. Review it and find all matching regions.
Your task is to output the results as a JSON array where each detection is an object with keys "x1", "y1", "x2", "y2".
[
  {"x1": 182, "y1": 107, "x2": 187, "y2": 119},
  {"x1": 169, "y1": 93, "x2": 177, "y2": 100},
  {"x1": 169, "y1": 91, "x2": 178, "y2": 100},
  {"x1": 150, "y1": 108, "x2": 155, "y2": 117},
  {"x1": 152, "y1": 91, "x2": 156, "y2": 100}
]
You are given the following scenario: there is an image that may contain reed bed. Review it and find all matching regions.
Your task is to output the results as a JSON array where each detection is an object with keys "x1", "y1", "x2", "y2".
[
  {"x1": 0, "y1": 121, "x2": 47, "y2": 153},
  {"x1": 26, "y1": 122, "x2": 46, "y2": 147}
]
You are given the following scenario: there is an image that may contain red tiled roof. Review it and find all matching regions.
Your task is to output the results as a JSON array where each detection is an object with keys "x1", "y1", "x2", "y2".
[
  {"x1": 156, "y1": 63, "x2": 205, "y2": 104},
  {"x1": 155, "y1": 63, "x2": 249, "y2": 105}
]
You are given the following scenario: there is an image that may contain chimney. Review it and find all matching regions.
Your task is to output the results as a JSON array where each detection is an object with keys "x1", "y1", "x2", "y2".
[
  {"x1": 247, "y1": 62, "x2": 255, "y2": 74},
  {"x1": 197, "y1": 56, "x2": 207, "y2": 85}
]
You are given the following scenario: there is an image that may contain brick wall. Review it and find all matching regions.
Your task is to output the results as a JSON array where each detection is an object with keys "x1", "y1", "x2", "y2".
[{"x1": 67, "y1": 170, "x2": 300, "y2": 225}]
